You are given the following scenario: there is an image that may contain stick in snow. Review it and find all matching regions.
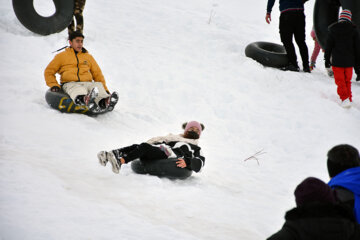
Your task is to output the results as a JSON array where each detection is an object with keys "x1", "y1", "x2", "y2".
[{"x1": 243, "y1": 149, "x2": 266, "y2": 165}]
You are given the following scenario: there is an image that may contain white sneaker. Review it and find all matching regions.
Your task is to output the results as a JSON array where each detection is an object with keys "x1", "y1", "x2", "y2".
[
  {"x1": 97, "y1": 151, "x2": 108, "y2": 166},
  {"x1": 97, "y1": 151, "x2": 121, "y2": 173},
  {"x1": 107, "y1": 151, "x2": 121, "y2": 174},
  {"x1": 341, "y1": 98, "x2": 351, "y2": 108}
]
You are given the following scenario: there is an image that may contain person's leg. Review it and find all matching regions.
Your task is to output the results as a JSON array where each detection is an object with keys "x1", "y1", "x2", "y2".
[
  {"x1": 293, "y1": 12, "x2": 309, "y2": 70},
  {"x1": 122, "y1": 143, "x2": 167, "y2": 163},
  {"x1": 98, "y1": 144, "x2": 140, "y2": 170},
  {"x1": 310, "y1": 40, "x2": 321, "y2": 70},
  {"x1": 279, "y1": 12, "x2": 298, "y2": 68},
  {"x1": 74, "y1": 0, "x2": 86, "y2": 33},
  {"x1": 68, "y1": 18, "x2": 75, "y2": 35},
  {"x1": 332, "y1": 66, "x2": 348, "y2": 101},
  {"x1": 344, "y1": 67, "x2": 353, "y2": 101},
  {"x1": 98, "y1": 143, "x2": 167, "y2": 174},
  {"x1": 62, "y1": 82, "x2": 87, "y2": 103},
  {"x1": 91, "y1": 82, "x2": 110, "y2": 106},
  {"x1": 112, "y1": 144, "x2": 139, "y2": 160}
]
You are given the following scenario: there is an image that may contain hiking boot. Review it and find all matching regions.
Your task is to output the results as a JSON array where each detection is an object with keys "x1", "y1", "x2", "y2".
[
  {"x1": 97, "y1": 151, "x2": 121, "y2": 173},
  {"x1": 84, "y1": 87, "x2": 99, "y2": 111},
  {"x1": 281, "y1": 63, "x2": 300, "y2": 72},
  {"x1": 326, "y1": 68, "x2": 334, "y2": 77},
  {"x1": 341, "y1": 98, "x2": 351, "y2": 108},
  {"x1": 303, "y1": 66, "x2": 311, "y2": 73},
  {"x1": 105, "y1": 91, "x2": 119, "y2": 111}
]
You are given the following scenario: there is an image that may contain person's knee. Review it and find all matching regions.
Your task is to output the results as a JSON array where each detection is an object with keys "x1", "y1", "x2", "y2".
[
  {"x1": 93, "y1": 82, "x2": 105, "y2": 90},
  {"x1": 139, "y1": 143, "x2": 152, "y2": 152}
]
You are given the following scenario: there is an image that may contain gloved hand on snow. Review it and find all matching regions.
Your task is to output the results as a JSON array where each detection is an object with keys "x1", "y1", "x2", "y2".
[{"x1": 50, "y1": 86, "x2": 60, "y2": 92}]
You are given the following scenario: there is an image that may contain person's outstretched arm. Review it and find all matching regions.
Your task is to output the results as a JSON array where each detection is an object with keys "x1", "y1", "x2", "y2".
[{"x1": 266, "y1": 0, "x2": 276, "y2": 24}]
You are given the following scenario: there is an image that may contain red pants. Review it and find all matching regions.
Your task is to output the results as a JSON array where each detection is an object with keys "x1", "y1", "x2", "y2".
[{"x1": 332, "y1": 66, "x2": 353, "y2": 101}]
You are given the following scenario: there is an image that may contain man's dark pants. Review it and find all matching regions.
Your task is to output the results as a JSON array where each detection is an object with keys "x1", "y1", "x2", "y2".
[{"x1": 279, "y1": 10, "x2": 309, "y2": 69}]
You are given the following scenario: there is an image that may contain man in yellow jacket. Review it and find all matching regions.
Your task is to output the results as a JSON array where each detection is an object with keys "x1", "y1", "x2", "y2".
[{"x1": 44, "y1": 31, "x2": 118, "y2": 111}]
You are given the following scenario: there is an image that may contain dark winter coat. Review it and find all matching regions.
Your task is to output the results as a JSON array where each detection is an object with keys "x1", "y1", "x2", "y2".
[
  {"x1": 329, "y1": 166, "x2": 360, "y2": 223},
  {"x1": 267, "y1": 203, "x2": 360, "y2": 240},
  {"x1": 267, "y1": 0, "x2": 304, "y2": 14},
  {"x1": 166, "y1": 141, "x2": 205, "y2": 173},
  {"x1": 325, "y1": 21, "x2": 360, "y2": 68},
  {"x1": 335, "y1": 187, "x2": 355, "y2": 211}
]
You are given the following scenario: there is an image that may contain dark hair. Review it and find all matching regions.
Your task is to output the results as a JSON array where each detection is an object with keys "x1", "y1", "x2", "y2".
[
  {"x1": 327, "y1": 144, "x2": 360, "y2": 178},
  {"x1": 68, "y1": 31, "x2": 85, "y2": 41}
]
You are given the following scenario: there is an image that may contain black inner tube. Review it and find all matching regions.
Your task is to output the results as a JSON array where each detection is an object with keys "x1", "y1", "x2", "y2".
[
  {"x1": 245, "y1": 41, "x2": 289, "y2": 68},
  {"x1": 12, "y1": 0, "x2": 74, "y2": 35},
  {"x1": 131, "y1": 158, "x2": 193, "y2": 180}
]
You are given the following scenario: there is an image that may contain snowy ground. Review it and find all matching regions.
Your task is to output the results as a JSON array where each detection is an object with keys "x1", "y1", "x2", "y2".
[{"x1": 1, "y1": 0, "x2": 359, "y2": 239}]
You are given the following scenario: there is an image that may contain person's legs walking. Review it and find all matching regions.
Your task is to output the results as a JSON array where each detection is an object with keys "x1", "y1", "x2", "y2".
[
  {"x1": 332, "y1": 66, "x2": 351, "y2": 108},
  {"x1": 280, "y1": 12, "x2": 299, "y2": 70},
  {"x1": 344, "y1": 67, "x2": 353, "y2": 101},
  {"x1": 293, "y1": 12, "x2": 309, "y2": 71},
  {"x1": 74, "y1": 0, "x2": 86, "y2": 33}
]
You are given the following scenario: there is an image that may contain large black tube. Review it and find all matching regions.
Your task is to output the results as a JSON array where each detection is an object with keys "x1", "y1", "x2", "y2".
[
  {"x1": 131, "y1": 158, "x2": 193, "y2": 180},
  {"x1": 245, "y1": 41, "x2": 289, "y2": 68},
  {"x1": 12, "y1": 0, "x2": 74, "y2": 35},
  {"x1": 314, "y1": 0, "x2": 360, "y2": 49},
  {"x1": 45, "y1": 89, "x2": 107, "y2": 116}
]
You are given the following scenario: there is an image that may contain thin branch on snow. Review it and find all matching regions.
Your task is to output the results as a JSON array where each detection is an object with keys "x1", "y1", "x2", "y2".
[
  {"x1": 243, "y1": 149, "x2": 266, "y2": 165},
  {"x1": 208, "y1": 10, "x2": 216, "y2": 24}
]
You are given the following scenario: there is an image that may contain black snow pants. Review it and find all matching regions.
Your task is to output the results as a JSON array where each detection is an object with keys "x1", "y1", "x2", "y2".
[
  {"x1": 279, "y1": 10, "x2": 309, "y2": 69},
  {"x1": 113, "y1": 143, "x2": 167, "y2": 163}
]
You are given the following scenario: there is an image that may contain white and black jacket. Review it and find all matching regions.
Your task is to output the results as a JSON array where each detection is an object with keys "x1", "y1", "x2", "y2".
[{"x1": 147, "y1": 134, "x2": 205, "y2": 172}]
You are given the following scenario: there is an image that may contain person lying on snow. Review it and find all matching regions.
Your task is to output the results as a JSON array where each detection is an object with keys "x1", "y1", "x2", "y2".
[
  {"x1": 44, "y1": 31, "x2": 118, "y2": 112},
  {"x1": 97, "y1": 121, "x2": 205, "y2": 174},
  {"x1": 327, "y1": 144, "x2": 360, "y2": 224},
  {"x1": 267, "y1": 177, "x2": 360, "y2": 240}
]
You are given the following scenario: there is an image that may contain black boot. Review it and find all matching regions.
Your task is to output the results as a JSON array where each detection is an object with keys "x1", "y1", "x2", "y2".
[{"x1": 281, "y1": 63, "x2": 300, "y2": 72}]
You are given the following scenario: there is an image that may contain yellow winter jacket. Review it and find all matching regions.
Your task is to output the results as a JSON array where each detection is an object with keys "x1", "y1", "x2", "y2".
[{"x1": 44, "y1": 47, "x2": 109, "y2": 91}]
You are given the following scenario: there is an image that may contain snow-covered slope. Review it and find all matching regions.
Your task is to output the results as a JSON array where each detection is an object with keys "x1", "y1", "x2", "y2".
[{"x1": 0, "y1": 0, "x2": 359, "y2": 239}]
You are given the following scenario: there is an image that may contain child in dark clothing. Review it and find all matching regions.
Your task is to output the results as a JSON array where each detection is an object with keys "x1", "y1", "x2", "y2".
[{"x1": 324, "y1": 9, "x2": 360, "y2": 108}]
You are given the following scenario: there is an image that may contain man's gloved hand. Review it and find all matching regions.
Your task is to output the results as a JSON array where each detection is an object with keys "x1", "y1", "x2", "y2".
[{"x1": 50, "y1": 86, "x2": 60, "y2": 92}]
